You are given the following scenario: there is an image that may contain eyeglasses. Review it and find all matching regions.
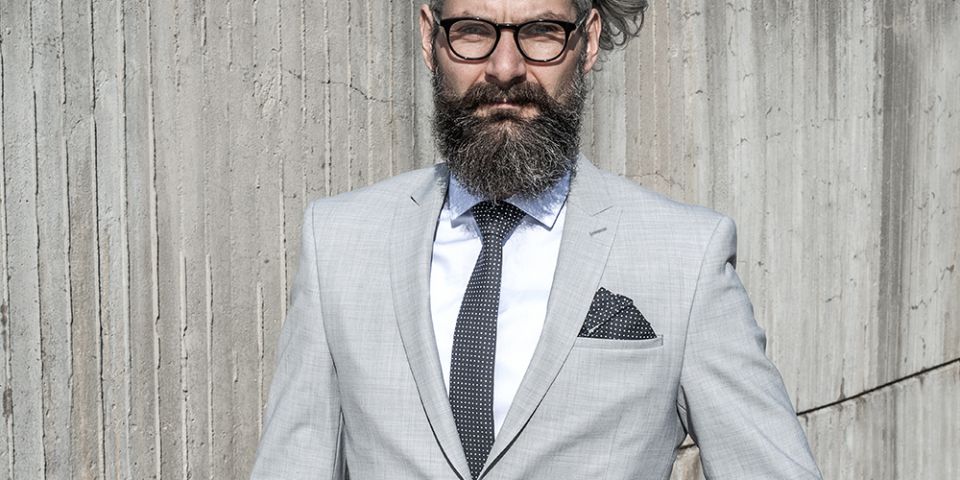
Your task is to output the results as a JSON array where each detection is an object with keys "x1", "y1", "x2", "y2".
[{"x1": 436, "y1": 15, "x2": 586, "y2": 63}]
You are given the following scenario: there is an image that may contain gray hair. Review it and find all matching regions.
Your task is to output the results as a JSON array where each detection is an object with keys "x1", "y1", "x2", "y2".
[{"x1": 428, "y1": 0, "x2": 648, "y2": 51}]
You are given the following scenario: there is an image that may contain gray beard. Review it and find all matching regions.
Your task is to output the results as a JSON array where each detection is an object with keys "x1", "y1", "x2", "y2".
[{"x1": 431, "y1": 60, "x2": 587, "y2": 201}]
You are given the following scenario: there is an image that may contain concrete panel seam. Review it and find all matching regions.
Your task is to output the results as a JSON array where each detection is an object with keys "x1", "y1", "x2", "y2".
[
  {"x1": 675, "y1": 356, "x2": 960, "y2": 454},
  {"x1": 797, "y1": 356, "x2": 960, "y2": 415}
]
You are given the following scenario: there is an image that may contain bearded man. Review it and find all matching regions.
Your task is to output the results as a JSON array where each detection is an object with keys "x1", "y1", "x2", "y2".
[{"x1": 251, "y1": 0, "x2": 822, "y2": 478}]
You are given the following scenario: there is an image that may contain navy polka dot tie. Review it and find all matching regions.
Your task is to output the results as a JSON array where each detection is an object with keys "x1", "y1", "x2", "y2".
[{"x1": 449, "y1": 201, "x2": 525, "y2": 480}]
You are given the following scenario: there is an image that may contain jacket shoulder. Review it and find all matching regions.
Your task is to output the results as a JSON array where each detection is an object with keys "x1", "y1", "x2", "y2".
[
  {"x1": 305, "y1": 164, "x2": 445, "y2": 224},
  {"x1": 594, "y1": 167, "x2": 729, "y2": 233}
]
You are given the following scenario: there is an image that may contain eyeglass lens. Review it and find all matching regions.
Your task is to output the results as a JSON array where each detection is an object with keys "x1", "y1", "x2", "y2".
[{"x1": 447, "y1": 20, "x2": 569, "y2": 61}]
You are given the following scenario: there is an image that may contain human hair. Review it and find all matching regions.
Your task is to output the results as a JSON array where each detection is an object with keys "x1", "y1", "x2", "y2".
[{"x1": 428, "y1": 0, "x2": 649, "y2": 51}]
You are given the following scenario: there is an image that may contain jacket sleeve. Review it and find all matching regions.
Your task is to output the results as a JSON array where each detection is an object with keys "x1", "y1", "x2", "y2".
[
  {"x1": 251, "y1": 201, "x2": 345, "y2": 479},
  {"x1": 678, "y1": 215, "x2": 822, "y2": 479}
]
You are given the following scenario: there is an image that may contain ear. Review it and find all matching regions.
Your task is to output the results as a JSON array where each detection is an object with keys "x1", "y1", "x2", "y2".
[
  {"x1": 419, "y1": 5, "x2": 437, "y2": 71},
  {"x1": 581, "y1": 8, "x2": 602, "y2": 74}
]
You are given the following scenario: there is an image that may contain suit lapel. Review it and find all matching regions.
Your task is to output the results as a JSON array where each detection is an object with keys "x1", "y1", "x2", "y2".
[
  {"x1": 484, "y1": 159, "x2": 620, "y2": 474},
  {"x1": 389, "y1": 165, "x2": 472, "y2": 479}
]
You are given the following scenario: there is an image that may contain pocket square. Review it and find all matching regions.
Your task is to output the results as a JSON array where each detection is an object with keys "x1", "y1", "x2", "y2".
[{"x1": 578, "y1": 287, "x2": 657, "y2": 340}]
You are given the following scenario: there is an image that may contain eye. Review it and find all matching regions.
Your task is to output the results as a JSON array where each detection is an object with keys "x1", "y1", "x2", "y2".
[
  {"x1": 450, "y1": 21, "x2": 495, "y2": 38},
  {"x1": 522, "y1": 22, "x2": 565, "y2": 37},
  {"x1": 459, "y1": 25, "x2": 488, "y2": 35}
]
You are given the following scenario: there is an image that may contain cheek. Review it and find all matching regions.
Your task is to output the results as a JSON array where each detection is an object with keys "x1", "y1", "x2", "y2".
[
  {"x1": 526, "y1": 69, "x2": 563, "y2": 97},
  {"x1": 530, "y1": 59, "x2": 581, "y2": 97},
  {"x1": 437, "y1": 60, "x2": 485, "y2": 94}
]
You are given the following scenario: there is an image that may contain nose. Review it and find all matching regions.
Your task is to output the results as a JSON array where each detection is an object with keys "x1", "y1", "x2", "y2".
[{"x1": 484, "y1": 30, "x2": 527, "y2": 89}]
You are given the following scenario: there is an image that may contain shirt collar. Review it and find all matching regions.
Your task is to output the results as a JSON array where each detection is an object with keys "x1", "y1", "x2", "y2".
[{"x1": 447, "y1": 172, "x2": 570, "y2": 230}]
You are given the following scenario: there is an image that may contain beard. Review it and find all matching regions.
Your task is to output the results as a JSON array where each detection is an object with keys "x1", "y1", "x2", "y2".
[{"x1": 431, "y1": 56, "x2": 587, "y2": 201}]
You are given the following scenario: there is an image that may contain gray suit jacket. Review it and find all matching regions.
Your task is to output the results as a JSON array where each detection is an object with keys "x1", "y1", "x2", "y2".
[{"x1": 251, "y1": 158, "x2": 822, "y2": 479}]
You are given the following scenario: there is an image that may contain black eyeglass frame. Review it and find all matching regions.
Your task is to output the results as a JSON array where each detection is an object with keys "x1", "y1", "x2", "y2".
[{"x1": 435, "y1": 15, "x2": 587, "y2": 63}]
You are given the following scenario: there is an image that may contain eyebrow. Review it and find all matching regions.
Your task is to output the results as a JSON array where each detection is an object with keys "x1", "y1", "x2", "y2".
[{"x1": 443, "y1": 10, "x2": 575, "y2": 22}]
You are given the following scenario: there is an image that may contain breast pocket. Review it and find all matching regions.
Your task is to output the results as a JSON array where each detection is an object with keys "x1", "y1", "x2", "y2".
[
  {"x1": 573, "y1": 334, "x2": 665, "y2": 351},
  {"x1": 563, "y1": 334, "x2": 669, "y2": 393},
  {"x1": 528, "y1": 333, "x2": 674, "y2": 453},
  {"x1": 553, "y1": 334, "x2": 671, "y2": 407}
]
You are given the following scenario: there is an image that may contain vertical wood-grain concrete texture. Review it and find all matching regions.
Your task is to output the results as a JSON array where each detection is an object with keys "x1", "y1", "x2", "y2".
[{"x1": 0, "y1": 0, "x2": 957, "y2": 478}]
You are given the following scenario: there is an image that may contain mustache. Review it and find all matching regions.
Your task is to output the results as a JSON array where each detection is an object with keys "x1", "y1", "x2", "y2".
[{"x1": 453, "y1": 81, "x2": 558, "y2": 112}]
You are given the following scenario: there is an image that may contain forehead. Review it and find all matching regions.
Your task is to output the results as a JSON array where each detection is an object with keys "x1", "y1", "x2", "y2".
[{"x1": 439, "y1": 0, "x2": 577, "y2": 21}]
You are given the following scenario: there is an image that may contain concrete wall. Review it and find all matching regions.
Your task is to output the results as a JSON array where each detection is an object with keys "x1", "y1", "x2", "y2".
[{"x1": 0, "y1": 0, "x2": 957, "y2": 478}]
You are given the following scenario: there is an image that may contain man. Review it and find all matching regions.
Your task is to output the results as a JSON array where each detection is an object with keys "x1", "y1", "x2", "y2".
[{"x1": 252, "y1": 0, "x2": 822, "y2": 478}]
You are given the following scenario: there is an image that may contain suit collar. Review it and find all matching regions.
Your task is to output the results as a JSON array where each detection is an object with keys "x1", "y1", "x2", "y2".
[{"x1": 568, "y1": 153, "x2": 616, "y2": 216}]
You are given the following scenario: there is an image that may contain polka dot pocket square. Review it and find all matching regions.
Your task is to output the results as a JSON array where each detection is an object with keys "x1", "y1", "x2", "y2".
[{"x1": 578, "y1": 287, "x2": 657, "y2": 340}]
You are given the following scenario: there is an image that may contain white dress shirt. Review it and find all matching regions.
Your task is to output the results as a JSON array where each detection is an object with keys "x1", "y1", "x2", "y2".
[{"x1": 429, "y1": 174, "x2": 569, "y2": 436}]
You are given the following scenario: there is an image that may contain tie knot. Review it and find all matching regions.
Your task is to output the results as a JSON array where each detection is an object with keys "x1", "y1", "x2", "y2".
[{"x1": 471, "y1": 201, "x2": 525, "y2": 245}]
